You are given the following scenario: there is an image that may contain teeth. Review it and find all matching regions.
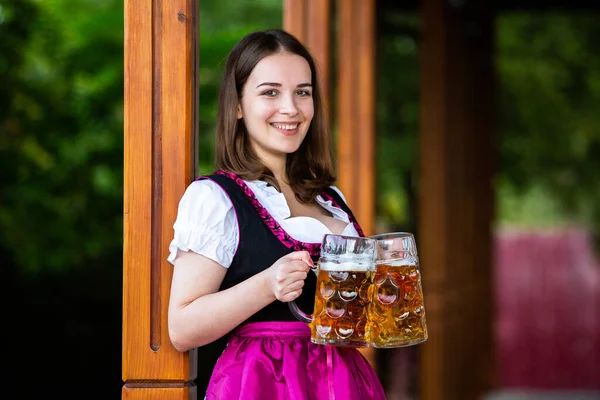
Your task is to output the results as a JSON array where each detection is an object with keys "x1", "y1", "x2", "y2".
[{"x1": 272, "y1": 123, "x2": 298, "y2": 130}]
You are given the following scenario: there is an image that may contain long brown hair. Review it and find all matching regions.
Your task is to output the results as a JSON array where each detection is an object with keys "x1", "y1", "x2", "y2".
[{"x1": 215, "y1": 29, "x2": 335, "y2": 203}]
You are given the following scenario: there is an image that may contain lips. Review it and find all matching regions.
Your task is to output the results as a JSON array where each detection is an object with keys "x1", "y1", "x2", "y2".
[{"x1": 270, "y1": 122, "x2": 300, "y2": 136}]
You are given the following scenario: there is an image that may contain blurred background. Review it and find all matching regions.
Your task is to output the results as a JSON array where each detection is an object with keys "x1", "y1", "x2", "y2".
[{"x1": 1, "y1": 0, "x2": 599, "y2": 399}]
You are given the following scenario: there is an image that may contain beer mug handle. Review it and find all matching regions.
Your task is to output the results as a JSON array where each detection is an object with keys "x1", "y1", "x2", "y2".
[
  {"x1": 288, "y1": 301, "x2": 312, "y2": 323},
  {"x1": 287, "y1": 261, "x2": 318, "y2": 323}
]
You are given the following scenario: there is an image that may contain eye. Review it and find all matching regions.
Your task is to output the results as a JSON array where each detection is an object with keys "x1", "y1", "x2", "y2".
[
  {"x1": 296, "y1": 89, "x2": 312, "y2": 97},
  {"x1": 261, "y1": 89, "x2": 278, "y2": 97}
]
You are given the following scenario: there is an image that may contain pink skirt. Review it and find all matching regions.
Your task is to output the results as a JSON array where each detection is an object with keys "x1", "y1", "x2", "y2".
[{"x1": 205, "y1": 321, "x2": 386, "y2": 400}]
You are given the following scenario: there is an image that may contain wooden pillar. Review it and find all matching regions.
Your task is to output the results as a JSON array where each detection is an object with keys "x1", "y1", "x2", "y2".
[
  {"x1": 418, "y1": 1, "x2": 495, "y2": 399},
  {"x1": 335, "y1": 0, "x2": 378, "y2": 371},
  {"x1": 285, "y1": 0, "x2": 378, "y2": 371},
  {"x1": 283, "y1": 0, "x2": 332, "y2": 108},
  {"x1": 123, "y1": 0, "x2": 198, "y2": 399},
  {"x1": 336, "y1": 0, "x2": 376, "y2": 237}
]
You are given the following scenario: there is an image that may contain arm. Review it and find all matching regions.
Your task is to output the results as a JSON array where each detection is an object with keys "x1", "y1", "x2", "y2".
[{"x1": 168, "y1": 249, "x2": 313, "y2": 352}]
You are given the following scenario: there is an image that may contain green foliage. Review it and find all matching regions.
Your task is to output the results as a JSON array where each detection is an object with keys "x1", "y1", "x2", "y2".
[
  {"x1": 2, "y1": 0, "x2": 599, "y2": 276},
  {"x1": 375, "y1": 12, "x2": 600, "y2": 235},
  {"x1": 375, "y1": 14, "x2": 420, "y2": 231},
  {"x1": 496, "y1": 13, "x2": 600, "y2": 230},
  {"x1": 0, "y1": 0, "x2": 123, "y2": 273},
  {"x1": 0, "y1": 0, "x2": 281, "y2": 274}
]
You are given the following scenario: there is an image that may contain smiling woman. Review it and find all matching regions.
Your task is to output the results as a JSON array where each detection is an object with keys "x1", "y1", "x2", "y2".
[
  {"x1": 166, "y1": 29, "x2": 385, "y2": 400},
  {"x1": 237, "y1": 52, "x2": 314, "y2": 164},
  {"x1": 213, "y1": 30, "x2": 334, "y2": 204}
]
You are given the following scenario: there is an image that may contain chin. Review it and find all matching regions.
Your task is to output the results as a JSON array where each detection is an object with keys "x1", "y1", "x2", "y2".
[
  {"x1": 274, "y1": 140, "x2": 304, "y2": 155},
  {"x1": 277, "y1": 146, "x2": 301, "y2": 155}
]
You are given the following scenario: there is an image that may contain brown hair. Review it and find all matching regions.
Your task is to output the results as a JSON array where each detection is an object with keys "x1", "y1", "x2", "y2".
[{"x1": 215, "y1": 29, "x2": 335, "y2": 203}]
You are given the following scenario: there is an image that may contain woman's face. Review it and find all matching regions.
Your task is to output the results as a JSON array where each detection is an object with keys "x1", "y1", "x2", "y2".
[{"x1": 238, "y1": 52, "x2": 314, "y2": 164}]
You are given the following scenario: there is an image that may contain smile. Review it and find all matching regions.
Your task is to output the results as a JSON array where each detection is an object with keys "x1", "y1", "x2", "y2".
[
  {"x1": 270, "y1": 123, "x2": 299, "y2": 131},
  {"x1": 270, "y1": 122, "x2": 300, "y2": 136}
]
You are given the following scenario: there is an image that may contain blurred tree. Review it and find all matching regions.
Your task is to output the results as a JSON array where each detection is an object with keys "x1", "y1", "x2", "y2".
[
  {"x1": 374, "y1": 12, "x2": 600, "y2": 241},
  {"x1": 0, "y1": 0, "x2": 124, "y2": 276},
  {"x1": 0, "y1": 0, "x2": 283, "y2": 275},
  {"x1": 3, "y1": 3, "x2": 599, "y2": 276},
  {"x1": 375, "y1": 14, "x2": 420, "y2": 233},
  {"x1": 496, "y1": 13, "x2": 600, "y2": 236},
  {"x1": 1, "y1": 2, "x2": 124, "y2": 397}
]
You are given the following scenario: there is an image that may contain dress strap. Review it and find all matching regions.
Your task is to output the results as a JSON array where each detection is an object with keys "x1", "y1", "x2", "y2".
[{"x1": 320, "y1": 188, "x2": 365, "y2": 237}]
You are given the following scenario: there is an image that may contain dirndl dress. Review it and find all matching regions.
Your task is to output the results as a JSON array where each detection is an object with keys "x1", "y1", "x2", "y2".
[
  {"x1": 205, "y1": 321, "x2": 386, "y2": 400},
  {"x1": 197, "y1": 173, "x2": 385, "y2": 399}
]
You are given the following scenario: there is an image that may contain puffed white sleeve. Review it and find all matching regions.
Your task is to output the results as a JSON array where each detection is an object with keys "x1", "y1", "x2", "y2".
[{"x1": 167, "y1": 179, "x2": 238, "y2": 268}]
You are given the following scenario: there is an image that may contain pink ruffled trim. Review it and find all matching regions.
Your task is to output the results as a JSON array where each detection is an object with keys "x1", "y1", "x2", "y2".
[{"x1": 213, "y1": 170, "x2": 364, "y2": 257}]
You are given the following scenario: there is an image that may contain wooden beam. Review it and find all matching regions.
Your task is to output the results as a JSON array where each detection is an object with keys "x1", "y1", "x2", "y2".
[
  {"x1": 123, "y1": 0, "x2": 198, "y2": 399},
  {"x1": 418, "y1": 0, "x2": 495, "y2": 399},
  {"x1": 337, "y1": 0, "x2": 376, "y2": 237}
]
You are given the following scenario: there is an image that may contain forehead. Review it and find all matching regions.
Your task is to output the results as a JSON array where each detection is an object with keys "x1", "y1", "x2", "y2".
[{"x1": 247, "y1": 53, "x2": 312, "y2": 86}]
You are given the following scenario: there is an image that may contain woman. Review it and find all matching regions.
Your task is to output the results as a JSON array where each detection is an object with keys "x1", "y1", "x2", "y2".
[{"x1": 167, "y1": 29, "x2": 385, "y2": 400}]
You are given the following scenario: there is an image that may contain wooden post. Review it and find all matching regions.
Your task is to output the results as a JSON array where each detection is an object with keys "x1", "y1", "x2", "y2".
[
  {"x1": 284, "y1": 0, "x2": 378, "y2": 371},
  {"x1": 283, "y1": 0, "x2": 332, "y2": 108},
  {"x1": 335, "y1": 0, "x2": 378, "y2": 371},
  {"x1": 123, "y1": 0, "x2": 198, "y2": 399},
  {"x1": 336, "y1": 0, "x2": 376, "y2": 237},
  {"x1": 418, "y1": 0, "x2": 495, "y2": 399}
]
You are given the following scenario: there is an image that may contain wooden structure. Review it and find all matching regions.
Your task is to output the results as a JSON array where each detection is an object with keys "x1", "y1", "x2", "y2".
[
  {"x1": 123, "y1": 0, "x2": 198, "y2": 399},
  {"x1": 122, "y1": 0, "x2": 495, "y2": 399},
  {"x1": 417, "y1": 2, "x2": 495, "y2": 398}
]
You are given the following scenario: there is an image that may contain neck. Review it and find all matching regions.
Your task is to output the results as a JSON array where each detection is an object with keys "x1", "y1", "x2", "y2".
[
  {"x1": 257, "y1": 151, "x2": 287, "y2": 185},
  {"x1": 270, "y1": 160, "x2": 287, "y2": 186}
]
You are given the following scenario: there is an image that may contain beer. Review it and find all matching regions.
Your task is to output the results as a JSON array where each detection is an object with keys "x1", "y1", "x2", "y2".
[
  {"x1": 288, "y1": 234, "x2": 378, "y2": 347},
  {"x1": 309, "y1": 262, "x2": 373, "y2": 347},
  {"x1": 367, "y1": 260, "x2": 428, "y2": 348}
]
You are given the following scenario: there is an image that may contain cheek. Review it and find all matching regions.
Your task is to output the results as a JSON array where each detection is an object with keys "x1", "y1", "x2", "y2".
[
  {"x1": 301, "y1": 102, "x2": 315, "y2": 122},
  {"x1": 247, "y1": 101, "x2": 277, "y2": 122}
]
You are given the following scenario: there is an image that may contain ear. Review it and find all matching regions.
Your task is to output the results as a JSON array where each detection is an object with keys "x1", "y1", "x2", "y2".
[{"x1": 236, "y1": 104, "x2": 243, "y2": 119}]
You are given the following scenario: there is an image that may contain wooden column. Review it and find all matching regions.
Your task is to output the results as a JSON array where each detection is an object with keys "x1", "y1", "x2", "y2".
[
  {"x1": 285, "y1": 0, "x2": 378, "y2": 371},
  {"x1": 334, "y1": 0, "x2": 378, "y2": 371},
  {"x1": 123, "y1": 0, "x2": 198, "y2": 399},
  {"x1": 336, "y1": 0, "x2": 376, "y2": 237},
  {"x1": 418, "y1": 1, "x2": 495, "y2": 399},
  {"x1": 283, "y1": 0, "x2": 332, "y2": 108}
]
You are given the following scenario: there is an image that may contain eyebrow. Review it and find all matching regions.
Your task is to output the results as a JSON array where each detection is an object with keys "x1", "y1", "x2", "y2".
[{"x1": 255, "y1": 82, "x2": 313, "y2": 89}]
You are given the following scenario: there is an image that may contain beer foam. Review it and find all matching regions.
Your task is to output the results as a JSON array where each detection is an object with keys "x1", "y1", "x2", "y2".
[
  {"x1": 377, "y1": 258, "x2": 417, "y2": 267},
  {"x1": 319, "y1": 261, "x2": 371, "y2": 271}
]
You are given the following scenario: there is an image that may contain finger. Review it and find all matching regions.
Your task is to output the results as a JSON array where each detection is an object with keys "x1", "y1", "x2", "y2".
[
  {"x1": 288, "y1": 280, "x2": 305, "y2": 292},
  {"x1": 284, "y1": 251, "x2": 314, "y2": 268},
  {"x1": 278, "y1": 277, "x2": 305, "y2": 292},
  {"x1": 278, "y1": 260, "x2": 311, "y2": 275},
  {"x1": 279, "y1": 289, "x2": 302, "y2": 303},
  {"x1": 276, "y1": 269, "x2": 308, "y2": 285}
]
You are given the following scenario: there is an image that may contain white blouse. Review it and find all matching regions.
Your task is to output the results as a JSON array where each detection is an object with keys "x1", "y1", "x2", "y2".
[{"x1": 168, "y1": 179, "x2": 359, "y2": 268}]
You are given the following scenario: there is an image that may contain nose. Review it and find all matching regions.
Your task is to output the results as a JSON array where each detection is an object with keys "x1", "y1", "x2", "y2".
[{"x1": 278, "y1": 94, "x2": 299, "y2": 116}]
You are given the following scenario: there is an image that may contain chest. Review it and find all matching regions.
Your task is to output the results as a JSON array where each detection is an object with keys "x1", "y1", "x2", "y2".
[{"x1": 286, "y1": 196, "x2": 348, "y2": 235}]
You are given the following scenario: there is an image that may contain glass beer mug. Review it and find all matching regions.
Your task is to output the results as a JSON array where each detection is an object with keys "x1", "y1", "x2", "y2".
[
  {"x1": 289, "y1": 234, "x2": 377, "y2": 347},
  {"x1": 367, "y1": 232, "x2": 428, "y2": 348}
]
